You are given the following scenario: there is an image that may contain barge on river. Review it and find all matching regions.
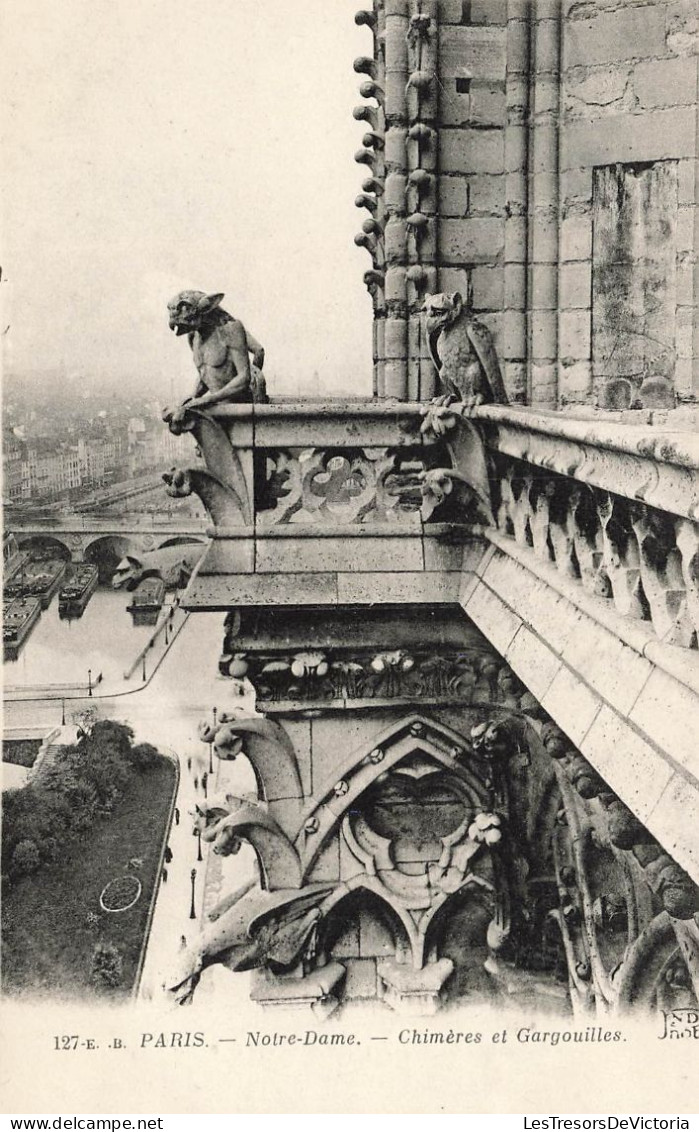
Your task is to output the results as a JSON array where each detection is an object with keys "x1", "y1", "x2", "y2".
[
  {"x1": 58, "y1": 564, "x2": 99, "y2": 620},
  {"x1": 127, "y1": 577, "x2": 166, "y2": 627},
  {"x1": 3, "y1": 596, "x2": 42, "y2": 660},
  {"x1": 3, "y1": 556, "x2": 68, "y2": 609}
]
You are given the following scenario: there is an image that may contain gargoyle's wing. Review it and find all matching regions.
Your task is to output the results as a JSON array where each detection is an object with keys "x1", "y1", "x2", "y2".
[
  {"x1": 466, "y1": 319, "x2": 508, "y2": 404},
  {"x1": 262, "y1": 908, "x2": 321, "y2": 968},
  {"x1": 427, "y1": 324, "x2": 443, "y2": 374}
]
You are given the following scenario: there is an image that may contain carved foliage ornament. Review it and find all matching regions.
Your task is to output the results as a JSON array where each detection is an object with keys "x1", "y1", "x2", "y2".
[
  {"x1": 219, "y1": 645, "x2": 528, "y2": 708},
  {"x1": 258, "y1": 446, "x2": 429, "y2": 526}
]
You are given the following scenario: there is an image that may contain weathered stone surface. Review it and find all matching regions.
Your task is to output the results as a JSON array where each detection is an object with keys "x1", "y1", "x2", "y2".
[
  {"x1": 504, "y1": 265, "x2": 526, "y2": 310},
  {"x1": 337, "y1": 571, "x2": 462, "y2": 604},
  {"x1": 438, "y1": 218, "x2": 504, "y2": 263},
  {"x1": 504, "y1": 216, "x2": 527, "y2": 262},
  {"x1": 441, "y1": 129, "x2": 505, "y2": 174},
  {"x1": 633, "y1": 57, "x2": 698, "y2": 109},
  {"x1": 530, "y1": 312, "x2": 557, "y2": 360},
  {"x1": 504, "y1": 625, "x2": 560, "y2": 700},
  {"x1": 439, "y1": 0, "x2": 468, "y2": 24},
  {"x1": 183, "y1": 572, "x2": 338, "y2": 609},
  {"x1": 563, "y1": 6, "x2": 666, "y2": 69},
  {"x1": 471, "y1": 0, "x2": 508, "y2": 24},
  {"x1": 439, "y1": 25, "x2": 507, "y2": 80},
  {"x1": 560, "y1": 109, "x2": 696, "y2": 169},
  {"x1": 582, "y1": 706, "x2": 673, "y2": 823},
  {"x1": 558, "y1": 360, "x2": 592, "y2": 402},
  {"x1": 255, "y1": 536, "x2": 424, "y2": 575},
  {"x1": 500, "y1": 310, "x2": 523, "y2": 357},
  {"x1": 561, "y1": 624, "x2": 653, "y2": 717},
  {"x1": 530, "y1": 264, "x2": 557, "y2": 310},
  {"x1": 647, "y1": 774, "x2": 699, "y2": 883},
  {"x1": 629, "y1": 668, "x2": 699, "y2": 780},
  {"x1": 560, "y1": 215, "x2": 591, "y2": 262},
  {"x1": 470, "y1": 83, "x2": 508, "y2": 127},
  {"x1": 479, "y1": 551, "x2": 582, "y2": 654},
  {"x1": 592, "y1": 161, "x2": 678, "y2": 403},
  {"x1": 469, "y1": 174, "x2": 506, "y2": 216},
  {"x1": 422, "y1": 537, "x2": 465, "y2": 572},
  {"x1": 503, "y1": 360, "x2": 527, "y2": 402},
  {"x1": 439, "y1": 176, "x2": 471, "y2": 217},
  {"x1": 560, "y1": 262, "x2": 591, "y2": 310},
  {"x1": 566, "y1": 67, "x2": 630, "y2": 114},
  {"x1": 559, "y1": 309, "x2": 591, "y2": 361},
  {"x1": 437, "y1": 266, "x2": 471, "y2": 296},
  {"x1": 461, "y1": 577, "x2": 521, "y2": 655},
  {"x1": 472, "y1": 264, "x2": 505, "y2": 309},
  {"x1": 541, "y1": 666, "x2": 601, "y2": 746}
]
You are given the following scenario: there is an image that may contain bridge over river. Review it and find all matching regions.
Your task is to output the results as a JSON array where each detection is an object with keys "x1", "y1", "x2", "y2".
[{"x1": 5, "y1": 510, "x2": 210, "y2": 564}]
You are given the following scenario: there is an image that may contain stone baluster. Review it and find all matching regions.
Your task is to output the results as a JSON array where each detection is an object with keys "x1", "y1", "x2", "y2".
[
  {"x1": 629, "y1": 505, "x2": 690, "y2": 647},
  {"x1": 529, "y1": 480, "x2": 555, "y2": 563},
  {"x1": 596, "y1": 493, "x2": 645, "y2": 620},
  {"x1": 676, "y1": 518, "x2": 699, "y2": 649},
  {"x1": 547, "y1": 484, "x2": 580, "y2": 580},
  {"x1": 509, "y1": 470, "x2": 533, "y2": 549}
]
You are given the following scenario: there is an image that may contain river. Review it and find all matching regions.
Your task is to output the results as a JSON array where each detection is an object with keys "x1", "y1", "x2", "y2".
[{"x1": 4, "y1": 587, "x2": 155, "y2": 689}]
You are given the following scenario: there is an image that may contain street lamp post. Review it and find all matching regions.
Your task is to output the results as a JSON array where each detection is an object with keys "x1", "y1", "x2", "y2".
[
  {"x1": 87, "y1": 668, "x2": 92, "y2": 697},
  {"x1": 61, "y1": 698, "x2": 66, "y2": 726},
  {"x1": 208, "y1": 706, "x2": 217, "y2": 774},
  {"x1": 189, "y1": 868, "x2": 197, "y2": 919},
  {"x1": 196, "y1": 828, "x2": 203, "y2": 862},
  {"x1": 142, "y1": 652, "x2": 147, "y2": 682}
]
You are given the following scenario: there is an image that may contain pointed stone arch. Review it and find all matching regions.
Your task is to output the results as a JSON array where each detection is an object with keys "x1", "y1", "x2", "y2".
[{"x1": 297, "y1": 712, "x2": 490, "y2": 877}]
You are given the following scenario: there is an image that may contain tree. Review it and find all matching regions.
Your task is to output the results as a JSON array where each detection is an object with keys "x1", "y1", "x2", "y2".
[
  {"x1": 128, "y1": 742, "x2": 160, "y2": 772},
  {"x1": 11, "y1": 840, "x2": 40, "y2": 877},
  {"x1": 90, "y1": 941, "x2": 123, "y2": 990}
]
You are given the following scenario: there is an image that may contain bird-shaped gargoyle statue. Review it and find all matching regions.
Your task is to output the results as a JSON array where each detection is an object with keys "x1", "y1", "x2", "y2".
[
  {"x1": 424, "y1": 291, "x2": 508, "y2": 410},
  {"x1": 163, "y1": 290, "x2": 268, "y2": 430}
]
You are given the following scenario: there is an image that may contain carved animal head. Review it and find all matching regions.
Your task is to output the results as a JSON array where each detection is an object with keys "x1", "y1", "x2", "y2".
[
  {"x1": 423, "y1": 291, "x2": 465, "y2": 336},
  {"x1": 112, "y1": 544, "x2": 203, "y2": 591},
  {"x1": 162, "y1": 467, "x2": 191, "y2": 498},
  {"x1": 167, "y1": 291, "x2": 226, "y2": 336},
  {"x1": 112, "y1": 555, "x2": 147, "y2": 591}
]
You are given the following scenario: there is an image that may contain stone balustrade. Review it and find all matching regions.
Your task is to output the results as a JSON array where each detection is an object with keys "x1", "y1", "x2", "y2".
[
  {"x1": 473, "y1": 405, "x2": 699, "y2": 655},
  {"x1": 172, "y1": 400, "x2": 472, "y2": 609}
]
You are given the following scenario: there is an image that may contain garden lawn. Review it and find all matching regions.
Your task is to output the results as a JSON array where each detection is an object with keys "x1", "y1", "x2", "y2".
[{"x1": 1, "y1": 757, "x2": 176, "y2": 1000}]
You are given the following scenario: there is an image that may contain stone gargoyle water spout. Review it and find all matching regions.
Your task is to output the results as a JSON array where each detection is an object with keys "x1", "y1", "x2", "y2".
[
  {"x1": 162, "y1": 290, "x2": 268, "y2": 432},
  {"x1": 165, "y1": 882, "x2": 334, "y2": 1006}
]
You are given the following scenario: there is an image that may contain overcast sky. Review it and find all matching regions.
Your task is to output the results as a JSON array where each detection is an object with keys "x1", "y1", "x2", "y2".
[{"x1": 2, "y1": 0, "x2": 373, "y2": 399}]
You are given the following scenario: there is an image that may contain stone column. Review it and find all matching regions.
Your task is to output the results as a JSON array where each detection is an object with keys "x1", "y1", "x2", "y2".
[
  {"x1": 383, "y1": 0, "x2": 410, "y2": 399},
  {"x1": 527, "y1": 0, "x2": 560, "y2": 408}
]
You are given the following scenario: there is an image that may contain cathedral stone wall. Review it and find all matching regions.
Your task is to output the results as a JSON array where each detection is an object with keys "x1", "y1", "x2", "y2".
[{"x1": 355, "y1": 0, "x2": 699, "y2": 411}]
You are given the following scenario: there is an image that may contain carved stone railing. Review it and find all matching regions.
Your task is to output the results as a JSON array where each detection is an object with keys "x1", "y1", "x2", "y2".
[
  {"x1": 166, "y1": 401, "x2": 699, "y2": 648},
  {"x1": 472, "y1": 405, "x2": 699, "y2": 656},
  {"x1": 166, "y1": 400, "x2": 480, "y2": 608}
]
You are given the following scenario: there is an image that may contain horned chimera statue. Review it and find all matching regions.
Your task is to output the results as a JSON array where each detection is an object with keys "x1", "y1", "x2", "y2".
[{"x1": 163, "y1": 290, "x2": 268, "y2": 429}]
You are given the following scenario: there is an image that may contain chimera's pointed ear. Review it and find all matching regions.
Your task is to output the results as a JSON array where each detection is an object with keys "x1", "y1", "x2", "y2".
[
  {"x1": 199, "y1": 292, "x2": 225, "y2": 312},
  {"x1": 451, "y1": 292, "x2": 463, "y2": 314}
]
